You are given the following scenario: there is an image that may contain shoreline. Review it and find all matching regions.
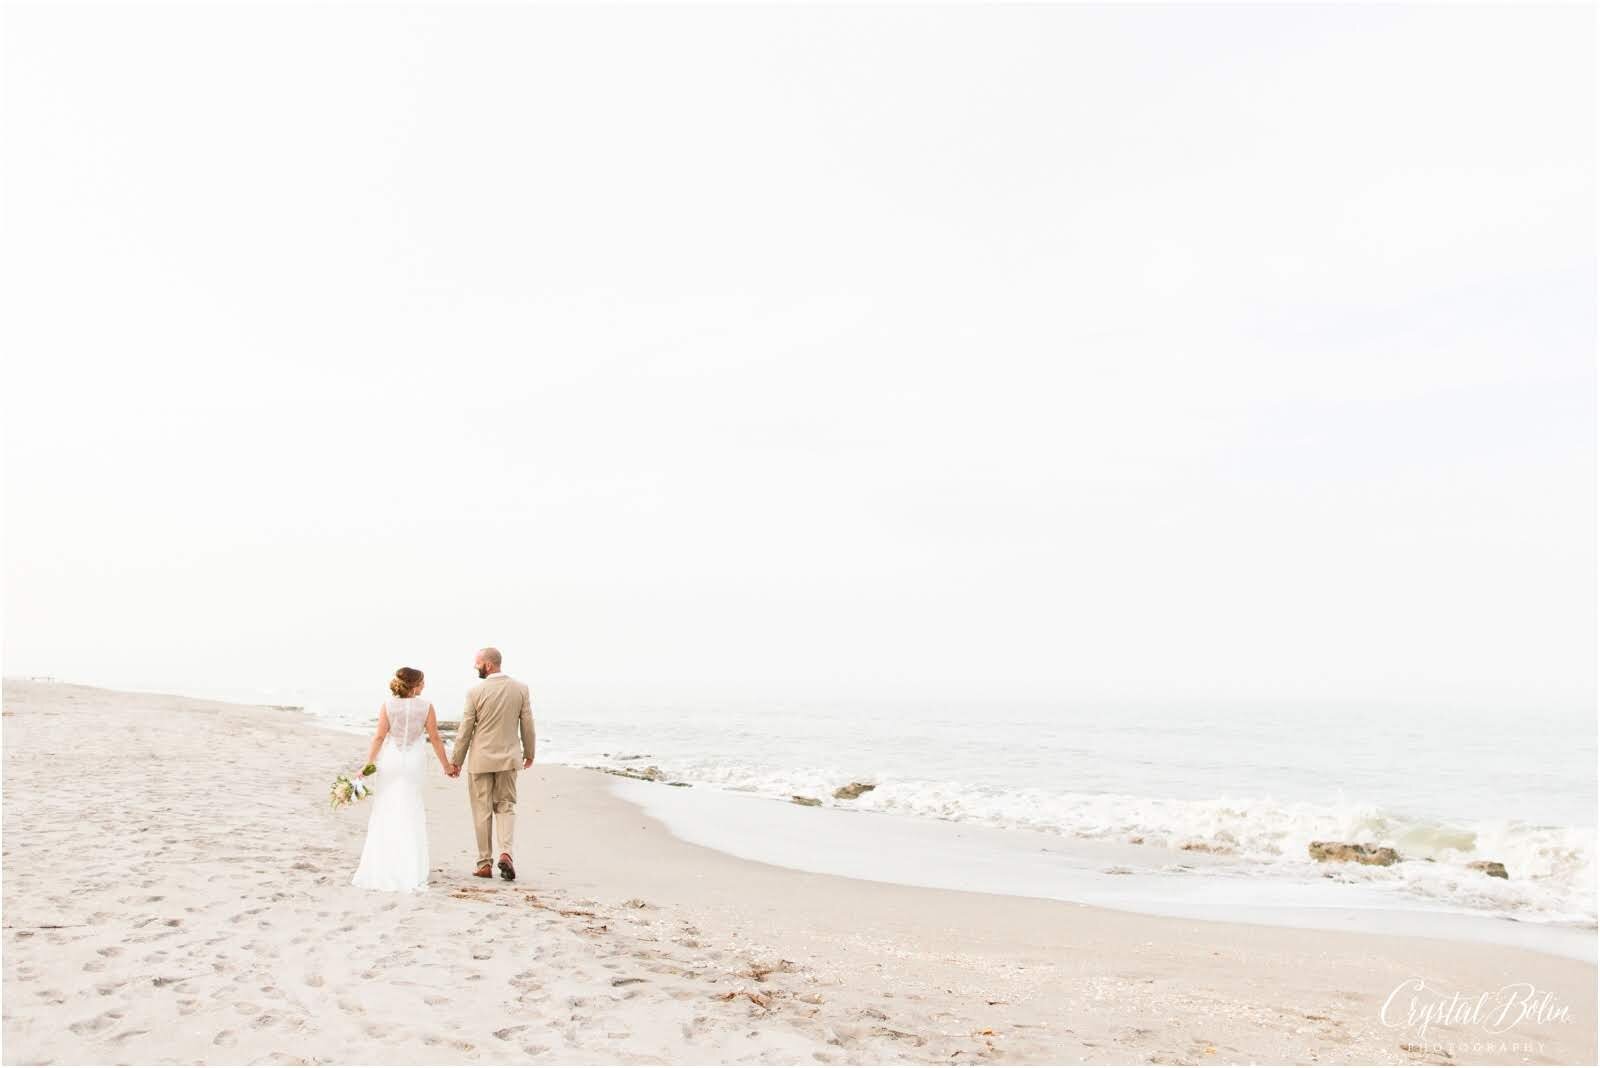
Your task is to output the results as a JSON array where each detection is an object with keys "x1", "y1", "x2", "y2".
[
  {"x1": 41, "y1": 676, "x2": 1596, "y2": 941},
  {"x1": 608, "y1": 776, "x2": 1598, "y2": 964},
  {"x1": 4, "y1": 679, "x2": 1596, "y2": 1065},
  {"x1": 114, "y1": 675, "x2": 1596, "y2": 947},
  {"x1": 236, "y1": 678, "x2": 1598, "y2": 956}
]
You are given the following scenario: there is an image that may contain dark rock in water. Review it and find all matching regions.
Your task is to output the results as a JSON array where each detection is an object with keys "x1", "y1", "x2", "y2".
[
  {"x1": 1468, "y1": 860, "x2": 1509, "y2": 879},
  {"x1": 436, "y1": 720, "x2": 460, "y2": 732},
  {"x1": 666, "y1": 781, "x2": 692, "y2": 788},
  {"x1": 832, "y1": 782, "x2": 877, "y2": 800},
  {"x1": 1180, "y1": 841, "x2": 1234, "y2": 855},
  {"x1": 791, "y1": 795, "x2": 823, "y2": 807},
  {"x1": 1308, "y1": 841, "x2": 1400, "y2": 866},
  {"x1": 585, "y1": 765, "x2": 667, "y2": 783}
]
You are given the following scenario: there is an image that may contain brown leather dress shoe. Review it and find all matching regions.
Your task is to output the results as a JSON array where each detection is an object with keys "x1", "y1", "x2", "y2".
[
  {"x1": 497, "y1": 853, "x2": 516, "y2": 881},
  {"x1": 473, "y1": 862, "x2": 493, "y2": 878}
]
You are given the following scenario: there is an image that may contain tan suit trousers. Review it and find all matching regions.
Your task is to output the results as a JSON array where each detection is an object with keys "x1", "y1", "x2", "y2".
[{"x1": 468, "y1": 769, "x2": 517, "y2": 866}]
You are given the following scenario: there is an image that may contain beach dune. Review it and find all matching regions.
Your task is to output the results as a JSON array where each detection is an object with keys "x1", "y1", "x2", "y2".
[{"x1": 2, "y1": 680, "x2": 1593, "y2": 1065}]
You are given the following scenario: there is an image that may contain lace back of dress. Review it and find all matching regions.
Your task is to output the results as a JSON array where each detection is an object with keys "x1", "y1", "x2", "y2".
[{"x1": 386, "y1": 696, "x2": 426, "y2": 750}]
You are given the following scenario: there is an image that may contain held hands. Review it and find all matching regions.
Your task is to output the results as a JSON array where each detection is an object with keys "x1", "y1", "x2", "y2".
[{"x1": 435, "y1": 761, "x2": 516, "y2": 775}]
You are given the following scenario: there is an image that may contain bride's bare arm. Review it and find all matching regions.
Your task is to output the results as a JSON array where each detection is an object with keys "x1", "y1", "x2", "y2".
[
  {"x1": 364, "y1": 706, "x2": 390, "y2": 769},
  {"x1": 425, "y1": 705, "x2": 451, "y2": 773}
]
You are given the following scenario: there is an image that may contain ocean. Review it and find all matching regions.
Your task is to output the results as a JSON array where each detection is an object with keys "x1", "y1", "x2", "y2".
[{"x1": 153, "y1": 677, "x2": 1597, "y2": 943}]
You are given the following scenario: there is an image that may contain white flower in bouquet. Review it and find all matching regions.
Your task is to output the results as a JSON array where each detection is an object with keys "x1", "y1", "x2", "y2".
[{"x1": 330, "y1": 765, "x2": 378, "y2": 809}]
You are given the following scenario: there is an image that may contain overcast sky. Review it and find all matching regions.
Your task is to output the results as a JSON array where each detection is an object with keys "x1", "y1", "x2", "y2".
[{"x1": 2, "y1": 3, "x2": 1593, "y2": 707}]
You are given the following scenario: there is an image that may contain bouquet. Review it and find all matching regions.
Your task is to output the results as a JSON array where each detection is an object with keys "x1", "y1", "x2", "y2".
[{"x1": 330, "y1": 764, "x2": 378, "y2": 809}]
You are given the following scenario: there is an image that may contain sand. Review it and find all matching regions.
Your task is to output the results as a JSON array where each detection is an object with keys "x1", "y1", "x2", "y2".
[{"x1": 2, "y1": 680, "x2": 1594, "y2": 1065}]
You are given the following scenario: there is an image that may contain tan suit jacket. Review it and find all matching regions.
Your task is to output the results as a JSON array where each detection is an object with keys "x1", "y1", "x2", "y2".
[{"x1": 451, "y1": 674, "x2": 535, "y2": 774}]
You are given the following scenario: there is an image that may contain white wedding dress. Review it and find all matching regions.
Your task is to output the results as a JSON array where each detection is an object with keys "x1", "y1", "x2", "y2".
[{"x1": 351, "y1": 695, "x2": 432, "y2": 893}]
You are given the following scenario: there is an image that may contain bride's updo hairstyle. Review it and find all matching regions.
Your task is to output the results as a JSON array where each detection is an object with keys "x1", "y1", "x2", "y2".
[{"x1": 389, "y1": 667, "x2": 424, "y2": 698}]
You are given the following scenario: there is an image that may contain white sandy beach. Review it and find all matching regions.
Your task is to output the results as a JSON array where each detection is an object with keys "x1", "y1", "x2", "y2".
[{"x1": 2, "y1": 680, "x2": 1594, "y2": 1065}]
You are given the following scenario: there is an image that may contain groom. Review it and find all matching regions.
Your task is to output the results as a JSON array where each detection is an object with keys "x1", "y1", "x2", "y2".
[{"x1": 448, "y1": 647, "x2": 536, "y2": 880}]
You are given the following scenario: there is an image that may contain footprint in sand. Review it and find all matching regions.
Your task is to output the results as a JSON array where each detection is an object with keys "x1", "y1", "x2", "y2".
[
  {"x1": 68, "y1": 1010, "x2": 123, "y2": 1036},
  {"x1": 213, "y1": 1030, "x2": 238, "y2": 1047}
]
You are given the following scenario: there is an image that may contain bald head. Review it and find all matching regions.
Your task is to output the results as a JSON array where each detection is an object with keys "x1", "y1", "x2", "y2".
[{"x1": 474, "y1": 647, "x2": 503, "y2": 678}]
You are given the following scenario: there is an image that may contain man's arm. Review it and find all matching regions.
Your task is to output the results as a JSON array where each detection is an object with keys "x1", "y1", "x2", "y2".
[
  {"x1": 450, "y1": 691, "x2": 477, "y2": 770},
  {"x1": 519, "y1": 686, "x2": 535, "y2": 769}
]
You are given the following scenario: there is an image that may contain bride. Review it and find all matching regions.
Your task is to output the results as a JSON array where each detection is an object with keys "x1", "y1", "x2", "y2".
[{"x1": 351, "y1": 667, "x2": 453, "y2": 892}]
